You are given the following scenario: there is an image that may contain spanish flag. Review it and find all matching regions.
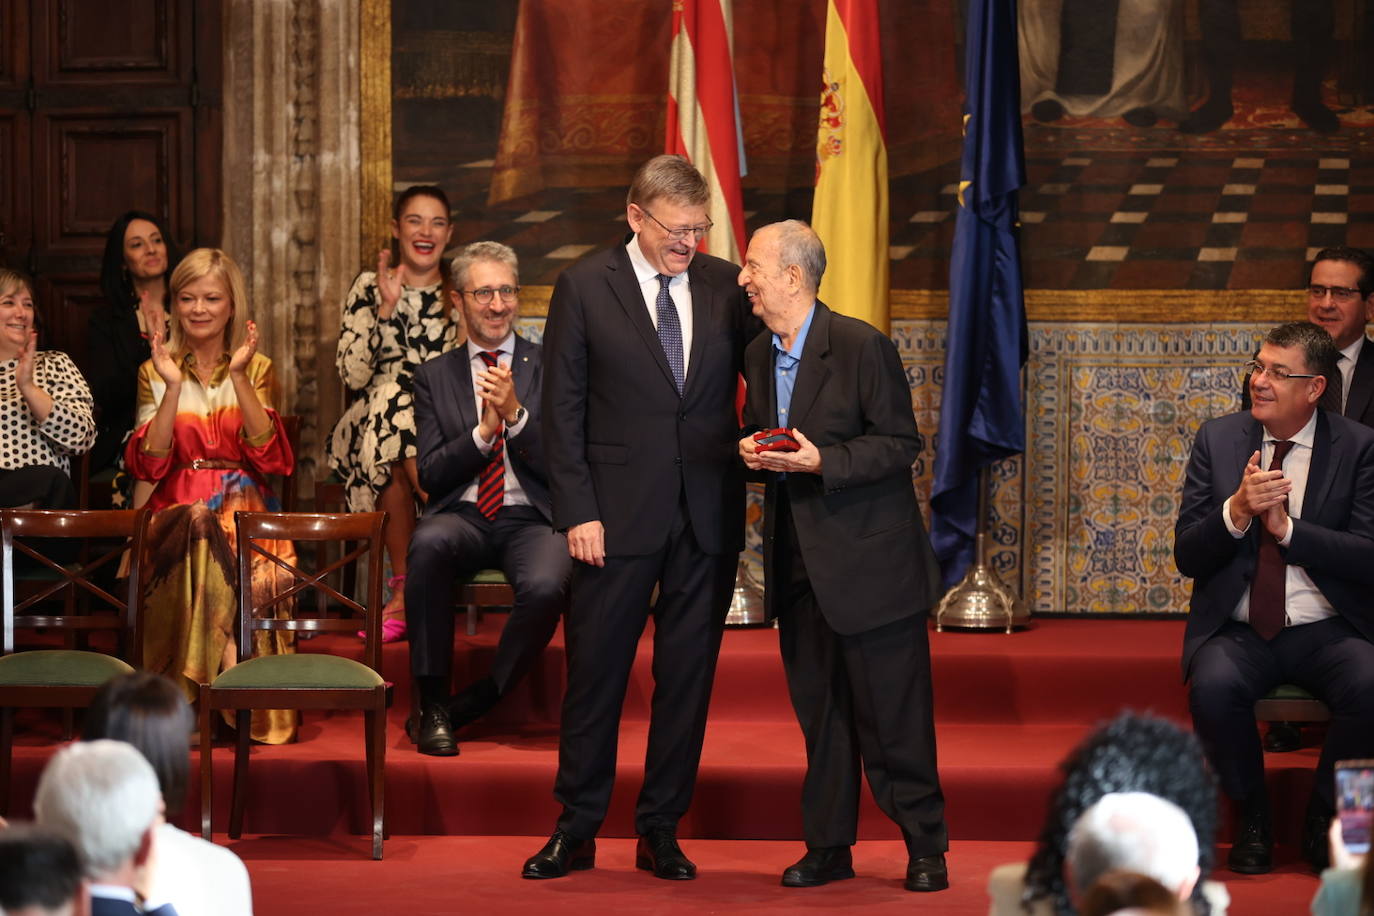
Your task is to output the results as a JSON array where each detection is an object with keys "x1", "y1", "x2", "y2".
[
  {"x1": 666, "y1": 0, "x2": 746, "y2": 263},
  {"x1": 812, "y1": 0, "x2": 889, "y2": 332}
]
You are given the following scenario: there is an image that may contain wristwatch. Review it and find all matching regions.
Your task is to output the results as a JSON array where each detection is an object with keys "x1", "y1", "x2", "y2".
[{"x1": 506, "y1": 406, "x2": 526, "y2": 426}]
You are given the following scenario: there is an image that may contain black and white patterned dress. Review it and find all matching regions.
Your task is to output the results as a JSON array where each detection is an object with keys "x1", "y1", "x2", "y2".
[
  {"x1": 0, "y1": 350, "x2": 96, "y2": 475},
  {"x1": 327, "y1": 271, "x2": 457, "y2": 511}
]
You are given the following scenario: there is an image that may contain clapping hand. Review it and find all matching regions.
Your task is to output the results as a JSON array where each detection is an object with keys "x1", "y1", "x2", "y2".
[
  {"x1": 229, "y1": 320, "x2": 259, "y2": 375},
  {"x1": 376, "y1": 249, "x2": 406, "y2": 318},
  {"x1": 14, "y1": 331, "x2": 36, "y2": 391},
  {"x1": 149, "y1": 328, "x2": 182, "y2": 386}
]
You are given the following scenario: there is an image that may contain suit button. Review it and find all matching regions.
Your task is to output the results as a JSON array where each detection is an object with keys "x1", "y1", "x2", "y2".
[
  {"x1": 674, "y1": 457, "x2": 683, "y2": 466},
  {"x1": 679, "y1": 412, "x2": 687, "y2": 421}
]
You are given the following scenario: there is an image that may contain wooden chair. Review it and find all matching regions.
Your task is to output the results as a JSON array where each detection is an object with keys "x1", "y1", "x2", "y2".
[
  {"x1": 0, "y1": 508, "x2": 150, "y2": 815},
  {"x1": 1255, "y1": 683, "x2": 1331, "y2": 724},
  {"x1": 199, "y1": 511, "x2": 388, "y2": 859},
  {"x1": 456, "y1": 568, "x2": 515, "y2": 637}
]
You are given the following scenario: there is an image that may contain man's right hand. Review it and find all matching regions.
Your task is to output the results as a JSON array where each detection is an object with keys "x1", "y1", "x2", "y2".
[
  {"x1": 567, "y1": 520, "x2": 606, "y2": 567},
  {"x1": 1229, "y1": 449, "x2": 1292, "y2": 529}
]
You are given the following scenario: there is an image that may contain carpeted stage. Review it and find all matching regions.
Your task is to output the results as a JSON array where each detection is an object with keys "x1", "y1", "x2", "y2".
[{"x1": 7, "y1": 618, "x2": 1323, "y2": 913}]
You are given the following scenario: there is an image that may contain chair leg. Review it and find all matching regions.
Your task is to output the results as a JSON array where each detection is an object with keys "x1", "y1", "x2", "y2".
[
  {"x1": 0, "y1": 707, "x2": 12, "y2": 819},
  {"x1": 199, "y1": 686, "x2": 213, "y2": 840},
  {"x1": 229, "y1": 709, "x2": 252, "y2": 839},
  {"x1": 466, "y1": 603, "x2": 477, "y2": 637},
  {"x1": 366, "y1": 693, "x2": 385, "y2": 859},
  {"x1": 60, "y1": 707, "x2": 75, "y2": 741}
]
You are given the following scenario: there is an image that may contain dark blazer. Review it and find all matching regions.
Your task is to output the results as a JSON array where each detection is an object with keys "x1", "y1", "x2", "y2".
[
  {"x1": 84, "y1": 304, "x2": 152, "y2": 472},
  {"x1": 1174, "y1": 408, "x2": 1374, "y2": 676},
  {"x1": 541, "y1": 237, "x2": 756, "y2": 556},
  {"x1": 1345, "y1": 337, "x2": 1374, "y2": 427},
  {"x1": 742, "y1": 301, "x2": 942, "y2": 636},
  {"x1": 413, "y1": 335, "x2": 551, "y2": 522}
]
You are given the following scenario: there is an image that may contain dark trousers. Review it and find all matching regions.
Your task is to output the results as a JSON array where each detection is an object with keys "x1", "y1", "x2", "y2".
[
  {"x1": 405, "y1": 503, "x2": 570, "y2": 693},
  {"x1": 0, "y1": 465, "x2": 76, "y2": 510},
  {"x1": 1188, "y1": 616, "x2": 1374, "y2": 813},
  {"x1": 774, "y1": 490, "x2": 948, "y2": 857},
  {"x1": 1196, "y1": 0, "x2": 1333, "y2": 101},
  {"x1": 553, "y1": 497, "x2": 736, "y2": 839}
]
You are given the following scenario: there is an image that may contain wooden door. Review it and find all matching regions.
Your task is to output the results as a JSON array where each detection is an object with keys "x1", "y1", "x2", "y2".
[{"x1": 0, "y1": 0, "x2": 220, "y2": 375}]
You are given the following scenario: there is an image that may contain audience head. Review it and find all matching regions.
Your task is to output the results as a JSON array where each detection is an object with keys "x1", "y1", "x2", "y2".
[
  {"x1": 1077, "y1": 870, "x2": 1190, "y2": 916},
  {"x1": 390, "y1": 185, "x2": 453, "y2": 280},
  {"x1": 739, "y1": 220, "x2": 825, "y2": 333},
  {"x1": 1023, "y1": 712, "x2": 1217, "y2": 916},
  {"x1": 83, "y1": 671, "x2": 194, "y2": 815},
  {"x1": 1067, "y1": 793, "x2": 1200, "y2": 904},
  {"x1": 0, "y1": 823, "x2": 87, "y2": 916},
  {"x1": 625, "y1": 155, "x2": 710, "y2": 278},
  {"x1": 1249, "y1": 321, "x2": 1336, "y2": 439},
  {"x1": 166, "y1": 248, "x2": 249, "y2": 357},
  {"x1": 0, "y1": 267, "x2": 39, "y2": 358},
  {"x1": 1308, "y1": 246, "x2": 1374, "y2": 350},
  {"x1": 100, "y1": 211, "x2": 180, "y2": 310},
  {"x1": 448, "y1": 241, "x2": 520, "y2": 351},
  {"x1": 34, "y1": 739, "x2": 162, "y2": 883}
]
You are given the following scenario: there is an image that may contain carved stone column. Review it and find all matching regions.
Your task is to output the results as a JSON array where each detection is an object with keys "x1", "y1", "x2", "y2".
[{"x1": 221, "y1": 0, "x2": 360, "y2": 489}]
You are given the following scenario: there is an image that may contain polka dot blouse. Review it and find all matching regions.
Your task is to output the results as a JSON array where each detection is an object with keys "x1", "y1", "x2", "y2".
[{"x1": 0, "y1": 351, "x2": 97, "y2": 475}]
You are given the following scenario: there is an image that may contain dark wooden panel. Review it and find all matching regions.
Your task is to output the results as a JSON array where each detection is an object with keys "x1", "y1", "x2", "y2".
[
  {"x1": 34, "y1": 0, "x2": 187, "y2": 86},
  {"x1": 33, "y1": 272, "x2": 100, "y2": 369},
  {"x1": 0, "y1": 0, "x2": 29, "y2": 88},
  {"x1": 0, "y1": 112, "x2": 30, "y2": 268},
  {"x1": 33, "y1": 111, "x2": 191, "y2": 255}
]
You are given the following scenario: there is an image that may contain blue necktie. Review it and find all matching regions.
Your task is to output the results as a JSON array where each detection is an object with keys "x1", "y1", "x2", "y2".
[{"x1": 655, "y1": 273, "x2": 685, "y2": 394}]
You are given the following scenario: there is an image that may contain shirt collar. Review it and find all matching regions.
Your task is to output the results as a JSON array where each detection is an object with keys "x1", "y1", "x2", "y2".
[
  {"x1": 626, "y1": 234, "x2": 688, "y2": 287},
  {"x1": 1341, "y1": 336, "x2": 1365, "y2": 364},
  {"x1": 466, "y1": 334, "x2": 515, "y2": 362},
  {"x1": 179, "y1": 350, "x2": 230, "y2": 385},
  {"x1": 89, "y1": 884, "x2": 138, "y2": 903},
  {"x1": 1267, "y1": 410, "x2": 1319, "y2": 450},
  {"x1": 772, "y1": 303, "x2": 817, "y2": 363}
]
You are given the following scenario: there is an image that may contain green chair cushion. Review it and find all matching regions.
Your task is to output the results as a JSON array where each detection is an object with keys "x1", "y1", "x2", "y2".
[
  {"x1": 212, "y1": 653, "x2": 383, "y2": 690},
  {"x1": 0, "y1": 650, "x2": 133, "y2": 687},
  {"x1": 462, "y1": 568, "x2": 509, "y2": 586},
  {"x1": 1265, "y1": 684, "x2": 1319, "y2": 701}
]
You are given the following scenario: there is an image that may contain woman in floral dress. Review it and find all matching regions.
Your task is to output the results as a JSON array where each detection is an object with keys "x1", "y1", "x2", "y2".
[{"x1": 328, "y1": 185, "x2": 457, "y2": 641}]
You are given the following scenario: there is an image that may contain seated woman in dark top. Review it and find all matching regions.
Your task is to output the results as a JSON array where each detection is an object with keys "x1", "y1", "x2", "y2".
[
  {"x1": 0, "y1": 268, "x2": 96, "y2": 510},
  {"x1": 87, "y1": 210, "x2": 181, "y2": 501}
]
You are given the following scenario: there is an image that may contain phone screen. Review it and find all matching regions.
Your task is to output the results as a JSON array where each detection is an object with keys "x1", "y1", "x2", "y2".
[{"x1": 1336, "y1": 761, "x2": 1374, "y2": 856}]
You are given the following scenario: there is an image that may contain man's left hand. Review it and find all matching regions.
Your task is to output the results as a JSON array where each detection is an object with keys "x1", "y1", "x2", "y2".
[
  {"x1": 753, "y1": 428, "x2": 822, "y2": 474},
  {"x1": 476, "y1": 364, "x2": 520, "y2": 422},
  {"x1": 1262, "y1": 502, "x2": 1290, "y2": 540}
]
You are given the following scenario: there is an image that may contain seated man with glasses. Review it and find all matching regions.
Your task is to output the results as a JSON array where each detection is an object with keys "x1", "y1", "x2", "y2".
[
  {"x1": 1176, "y1": 320, "x2": 1374, "y2": 875},
  {"x1": 403, "y1": 240, "x2": 571, "y2": 756}
]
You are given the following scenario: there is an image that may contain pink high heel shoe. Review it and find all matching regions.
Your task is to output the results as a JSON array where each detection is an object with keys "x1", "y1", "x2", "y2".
[{"x1": 361, "y1": 574, "x2": 407, "y2": 642}]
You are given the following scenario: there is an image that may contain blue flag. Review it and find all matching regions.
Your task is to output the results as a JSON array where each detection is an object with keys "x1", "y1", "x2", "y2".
[{"x1": 929, "y1": 0, "x2": 1028, "y2": 587}]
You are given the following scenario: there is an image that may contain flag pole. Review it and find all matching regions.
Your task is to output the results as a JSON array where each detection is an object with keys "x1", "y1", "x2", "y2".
[{"x1": 934, "y1": 464, "x2": 1029, "y2": 633}]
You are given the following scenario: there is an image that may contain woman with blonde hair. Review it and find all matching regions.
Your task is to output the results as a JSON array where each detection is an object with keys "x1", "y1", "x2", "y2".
[{"x1": 125, "y1": 248, "x2": 296, "y2": 744}]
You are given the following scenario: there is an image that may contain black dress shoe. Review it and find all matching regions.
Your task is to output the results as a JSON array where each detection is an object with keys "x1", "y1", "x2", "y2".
[
  {"x1": 1179, "y1": 99, "x2": 1233, "y2": 134},
  {"x1": 780, "y1": 847, "x2": 854, "y2": 887},
  {"x1": 522, "y1": 830, "x2": 595, "y2": 879},
  {"x1": 405, "y1": 704, "x2": 458, "y2": 757},
  {"x1": 1303, "y1": 809, "x2": 1333, "y2": 872},
  {"x1": 1263, "y1": 721, "x2": 1302, "y2": 753},
  {"x1": 1227, "y1": 795, "x2": 1273, "y2": 874},
  {"x1": 635, "y1": 828, "x2": 696, "y2": 880},
  {"x1": 1292, "y1": 97, "x2": 1340, "y2": 134},
  {"x1": 448, "y1": 676, "x2": 500, "y2": 732},
  {"x1": 904, "y1": 854, "x2": 949, "y2": 892}
]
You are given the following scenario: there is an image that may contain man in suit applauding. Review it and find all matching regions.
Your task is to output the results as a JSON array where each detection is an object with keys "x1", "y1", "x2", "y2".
[
  {"x1": 526, "y1": 155, "x2": 756, "y2": 880},
  {"x1": 1176, "y1": 321, "x2": 1374, "y2": 874},
  {"x1": 405, "y1": 241, "x2": 570, "y2": 756},
  {"x1": 737, "y1": 220, "x2": 949, "y2": 893}
]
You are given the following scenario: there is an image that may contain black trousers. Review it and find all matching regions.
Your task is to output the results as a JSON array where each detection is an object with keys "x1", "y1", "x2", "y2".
[
  {"x1": 553, "y1": 495, "x2": 736, "y2": 839},
  {"x1": 405, "y1": 503, "x2": 570, "y2": 693},
  {"x1": 1195, "y1": 0, "x2": 1333, "y2": 101},
  {"x1": 1188, "y1": 616, "x2": 1374, "y2": 813},
  {"x1": 774, "y1": 490, "x2": 948, "y2": 857},
  {"x1": 0, "y1": 465, "x2": 76, "y2": 510}
]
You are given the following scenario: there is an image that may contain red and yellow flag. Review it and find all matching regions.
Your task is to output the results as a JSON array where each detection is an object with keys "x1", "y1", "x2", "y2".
[
  {"x1": 812, "y1": 0, "x2": 889, "y2": 332},
  {"x1": 666, "y1": 0, "x2": 746, "y2": 263}
]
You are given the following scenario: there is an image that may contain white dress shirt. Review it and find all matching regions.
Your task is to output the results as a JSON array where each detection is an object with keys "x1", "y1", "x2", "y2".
[
  {"x1": 459, "y1": 335, "x2": 531, "y2": 509},
  {"x1": 1222, "y1": 410, "x2": 1335, "y2": 628},
  {"x1": 627, "y1": 235, "x2": 694, "y2": 379}
]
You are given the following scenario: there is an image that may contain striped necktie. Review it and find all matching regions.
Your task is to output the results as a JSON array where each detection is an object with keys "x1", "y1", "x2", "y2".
[{"x1": 475, "y1": 350, "x2": 505, "y2": 519}]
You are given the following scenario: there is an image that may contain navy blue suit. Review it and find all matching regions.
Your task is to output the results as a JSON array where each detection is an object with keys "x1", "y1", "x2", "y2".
[{"x1": 1175, "y1": 408, "x2": 1374, "y2": 810}]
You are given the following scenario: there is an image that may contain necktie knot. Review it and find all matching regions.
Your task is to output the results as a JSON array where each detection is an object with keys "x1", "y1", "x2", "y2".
[
  {"x1": 479, "y1": 350, "x2": 500, "y2": 368},
  {"x1": 1269, "y1": 439, "x2": 1294, "y2": 470}
]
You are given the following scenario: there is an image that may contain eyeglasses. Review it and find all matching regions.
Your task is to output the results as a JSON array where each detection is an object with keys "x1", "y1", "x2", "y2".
[
  {"x1": 463, "y1": 285, "x2": 520, "y2": 304},
  {"x1": 1307, "y1": 284, "x2": 1363, "y2": 302},
  {"x1": 1243, "y1": 359, "x2": 1319, "y2": 382},
  {"x1": 640, "y1": 207, "x2": 713, "y2": 242}
]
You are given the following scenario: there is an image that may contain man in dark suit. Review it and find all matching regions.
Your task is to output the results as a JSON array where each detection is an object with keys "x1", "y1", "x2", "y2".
[
  {"x1": 1176, "y1": 321, "x2": 1374, "y2": 874},
  {"x1": 404, "y1": 241, "x2": 570, "y2": 756},
  {"x1": 737, "y1": 220, "x2": 949, "y2": 893},
  {"x1": 525, "y1": 155, "x2": 756, "y2": 880},
  {"x1": 34, "y1": 740, "x2": 177, "y2": 915}
]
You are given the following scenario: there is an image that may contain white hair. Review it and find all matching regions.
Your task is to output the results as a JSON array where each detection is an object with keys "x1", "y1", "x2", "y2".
[
  {"x1": 1067, "y1": 791, "x2": 1199, "y2": 900},
  {"x1": 34, "y1": 739, "x2": 161, "y2": 879}
]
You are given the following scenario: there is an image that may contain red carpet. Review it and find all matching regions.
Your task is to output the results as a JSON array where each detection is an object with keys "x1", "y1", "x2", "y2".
[{"x1": 6, "y1": 618, "x2": 1330, "y2": 911}]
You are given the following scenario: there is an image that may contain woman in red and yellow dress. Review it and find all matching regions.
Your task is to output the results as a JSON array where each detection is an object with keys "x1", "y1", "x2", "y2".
[{"x1": 125, "y1": 248, "x2": 296, "y2": 744}]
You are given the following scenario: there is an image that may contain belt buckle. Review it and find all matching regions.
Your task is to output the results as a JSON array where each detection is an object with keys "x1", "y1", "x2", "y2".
[{"x1": 191, "y1": 458, "x2": 205, "y2": 470}]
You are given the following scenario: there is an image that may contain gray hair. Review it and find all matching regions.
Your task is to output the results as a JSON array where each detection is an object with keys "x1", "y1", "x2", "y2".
[
  {"x1": 770, "y1": 220, "x2": 827, "y2": 293},
  {"x1": 449, "y1": 240, "x2": 519, "y2": 291},
  {"x1": 627, "y1": 154, "x2": 709, "y2": 210},
  {"x1": 1067, "y1": 792, "x2": 1198, "y2": 900},
  {"x1": 34, "y1": 739, "x2": 161, "y2": 879}
]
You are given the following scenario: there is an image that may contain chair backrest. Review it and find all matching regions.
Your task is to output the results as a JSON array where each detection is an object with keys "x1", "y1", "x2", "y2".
[
  {"x1": 276, "y1": 414, "x2": 303, "y2": 513},
  {"x1": 232, "y1": 511, "x2": 387, "y2": 671},
  {"x1": 0, "y1": 509, "x2": 151, "y2": 661}
]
